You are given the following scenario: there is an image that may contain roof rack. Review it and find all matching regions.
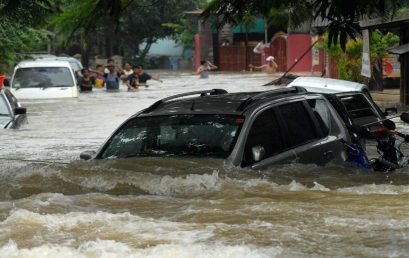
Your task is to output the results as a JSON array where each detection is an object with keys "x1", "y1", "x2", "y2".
[
  {"x1": 142, "y1": 88, "x2": 228, "y2": 114},
  {"x1": 236, "y1": 86, "x2": 306, "y2": 111}
]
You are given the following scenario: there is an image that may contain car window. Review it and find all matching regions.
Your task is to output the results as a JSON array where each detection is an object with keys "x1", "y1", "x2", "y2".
[
  {"x1": 278, "y1": 102, "x2": 318, "y2": 148},
  {"x1": 4, "y1": 89, "x2": 18, "y2": 109},
  {"x1": 338, "y1": 94, "x2": 379, "y2": 126},
  {"x1": 308, "y1": 99, "x2": 330, "y2": 136},
  {"x1": 69, "y1": 61, "x2": 82, "y2": 71},
  {"x1": 12, "y1": 67, "x2": 74, "y2": 88},
  {"x1": 100, "y1": 115, "x2": 242, "y2": 159},
  {"x1": 243, "y1": 108, "x2": 285, "y2": 166},
  {"x1": 0, "y1": 95, "x2": 10, "y2": 116}
]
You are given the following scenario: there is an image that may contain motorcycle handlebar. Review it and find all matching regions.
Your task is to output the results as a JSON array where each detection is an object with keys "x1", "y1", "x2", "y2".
[{"x1": 396, "y1": 132, "x2": 409, "y2": 142}]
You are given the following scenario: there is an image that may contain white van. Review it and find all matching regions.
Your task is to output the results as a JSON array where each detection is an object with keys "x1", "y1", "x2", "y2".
[
  {"x1": 10, "y1": 60, "x2": 78, "y2": 99},
  {"x1": 37, "y1": 57, "x2": 83, "y2": 72}
]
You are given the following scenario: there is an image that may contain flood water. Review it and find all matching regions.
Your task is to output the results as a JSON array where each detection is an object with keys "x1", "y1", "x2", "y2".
[{"x1": 1, "y1": 71, "x2": 409, "y2": 257}]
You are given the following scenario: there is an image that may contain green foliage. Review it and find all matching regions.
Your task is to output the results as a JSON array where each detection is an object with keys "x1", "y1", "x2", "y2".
[
  {"x1": 202, "y1": 0, "x2": 309, "y2": 31},
  {"x1": 53, "y1": 0, "x2": 200, "y2": 64},
  {"x1": 0, "y1": 0, "x2": 52, "y2": 73},
  {"x1": 203, "y1": 0, "x2": 404, "y2": 50},
  {"x1": 0, "y1": 0, "x2": 53, "y2": 27},
  {"x1": 163, "y1": 18, "x2": 196, "y2": 49},
  {"x1": 324, "y1": 31, "x2": 400, "y2": 82}
]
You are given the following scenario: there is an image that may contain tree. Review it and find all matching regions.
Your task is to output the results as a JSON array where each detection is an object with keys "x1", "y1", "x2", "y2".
[
  {"x1": 202, "y1": 0, "x2": 406, "y2": 50},
  {"x1": 323, "y1": 30, "x2": 399, "y2": 84},
  {"x1": 0, "y1": 0, "x2": 53, "y2": 72},
  {"x1": 53, "y1": 0, "x2": 199, "y2": 65}
]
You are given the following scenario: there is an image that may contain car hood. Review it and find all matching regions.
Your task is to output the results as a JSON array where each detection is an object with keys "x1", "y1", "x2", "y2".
[{"x1": 0, "y1": 116, "x2": 12, "y2": 128}]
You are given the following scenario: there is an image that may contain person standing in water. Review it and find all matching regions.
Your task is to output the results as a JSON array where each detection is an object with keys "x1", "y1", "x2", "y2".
[
  {"x1": 126, "y1": 65, "x2": 140, "y2": 91},
  {"x1": 136, "y1": 65, "x2": 163, "y2": 87},
  {"x1": 77, "y1": 68, "x2": 94, "y2": 92},
  {"x1": 121, "y1": 63, "x2": 133, "y2": 83},
  {"x1": 104, "y1": 64, "x2": 122, "y2": 91},
  {"x1": 196, "y1": 60, "x2": 218, "y2": 79},
  {"x1": 249, "y1": 56, "x2": 278, "y2": 74}
]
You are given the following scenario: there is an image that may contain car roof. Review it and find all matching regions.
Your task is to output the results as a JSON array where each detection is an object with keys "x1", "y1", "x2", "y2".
[
  {"x1": 287, "y1": 77, "x2": 367, "y2": 93},
  {"x1": 15, "y1": 60, "x2": 72, "y2": 68},
  {"x1": 138, "y1": 88, "x2": 323, "y2": 117},
  {"x1": 40, "y1": 57, "x2": 81, "y2": 62}
]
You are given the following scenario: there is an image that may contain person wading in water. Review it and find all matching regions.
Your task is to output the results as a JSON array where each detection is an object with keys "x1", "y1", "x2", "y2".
[{"x1": 249, "y1": 56, "x2": 278, "y2": 74}]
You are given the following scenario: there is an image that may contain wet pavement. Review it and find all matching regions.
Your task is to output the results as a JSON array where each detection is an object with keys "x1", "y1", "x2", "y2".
[{"x1": 0, "y1": 71, "x2": 409, "y2": 258}]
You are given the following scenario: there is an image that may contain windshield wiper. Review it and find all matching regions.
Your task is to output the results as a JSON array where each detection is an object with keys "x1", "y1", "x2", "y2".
[
  {"x1": 52, "y1": 85, "x2": 72, "y2": 87},
  {"x1": 0, "y1": 114, "x2": 10, "y2": 117}
]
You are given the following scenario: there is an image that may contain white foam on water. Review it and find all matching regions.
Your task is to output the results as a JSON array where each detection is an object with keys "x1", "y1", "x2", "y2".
[
  {"x1": 0, "y1": 239, "x2": 283, "y2": 258},
  {"x1": 312, "y1": 181, "x2": 331, "y2": 191},
  {"x1": 68, "y1": 170, "x2": 223, "y2": 195},
  {"x1": 241, "y1": 178, "x2": 331, "y2": 193},
  {"x1": 136, "y1": 170, "x2": 222, "y2": 196},
  {"x1": 1, "y1": 209, "x2": 214, "y2": 244},
  {"x1": 324, "y1": 216, "x2": 409, "y2": 230},
  {"x1": 337, "y1": 183, "x2": 409, "y2": 195}
]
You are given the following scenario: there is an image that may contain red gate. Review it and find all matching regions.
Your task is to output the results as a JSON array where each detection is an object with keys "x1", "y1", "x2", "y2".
[{"x1": 270, "y1": 36, "x2": 287, "y2": 72}]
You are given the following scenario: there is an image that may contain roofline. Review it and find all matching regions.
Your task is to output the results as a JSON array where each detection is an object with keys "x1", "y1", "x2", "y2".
[{"x1": 359, "y1": 14, "x2": 409, "y2": 29}]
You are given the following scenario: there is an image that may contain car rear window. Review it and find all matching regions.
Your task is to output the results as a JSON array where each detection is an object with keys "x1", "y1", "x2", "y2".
[
  {"x1": 12, "y1": 67, "x2": 74, "y2": 88},
  {"x1": 100, "y1": 115, "x2": 243, "y2": 159},
  {"x1": 339, "y1": 94, "x2": 380, "y2": 125}
]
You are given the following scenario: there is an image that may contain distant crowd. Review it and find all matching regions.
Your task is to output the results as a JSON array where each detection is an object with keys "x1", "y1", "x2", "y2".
[{"x1": 77, "y1": 59, "x2": 163, "y2": 92}]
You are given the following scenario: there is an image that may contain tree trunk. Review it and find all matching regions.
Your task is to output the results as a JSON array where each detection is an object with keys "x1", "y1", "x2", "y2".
[
  {"x1": 245, "y1": 27, "x2": 249, "y2": 70},
  {"x1": 81, "y1": 38, "x2": 91, "y2": 67},
  {"x1": 369, "y1": 58, "x2": 384, "y2": 91},
  {"x1": 139, "y1": 38, "x2": 154, "y2": 64}
]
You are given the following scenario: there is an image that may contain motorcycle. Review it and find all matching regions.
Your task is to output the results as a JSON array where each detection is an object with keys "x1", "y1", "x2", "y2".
[{"x1": 346, "y1": 112, "x2": 409, "y2": 172}]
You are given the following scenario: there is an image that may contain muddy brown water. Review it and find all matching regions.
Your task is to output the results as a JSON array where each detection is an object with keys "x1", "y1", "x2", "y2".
[{"x1": 1, "y1": 72, "x2": 409, "y2": 257}]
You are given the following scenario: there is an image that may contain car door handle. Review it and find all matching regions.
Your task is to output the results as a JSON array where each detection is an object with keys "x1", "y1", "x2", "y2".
[
  {"x1": 60, "y1": 88, "x2": 68, "y2": 90},
  {"x1": 323, "y1": 150, "x2": 333, "y2": 157}
]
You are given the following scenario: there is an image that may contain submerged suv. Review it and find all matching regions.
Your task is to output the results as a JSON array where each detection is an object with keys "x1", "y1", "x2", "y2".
[{"x1": 81, "y1": 88, "x2": 351, "y2": 169}]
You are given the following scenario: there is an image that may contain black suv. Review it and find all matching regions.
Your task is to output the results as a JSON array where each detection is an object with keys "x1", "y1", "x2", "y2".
[{"x1": 81, "y1": 87, "x2": 352, "y2": 170}]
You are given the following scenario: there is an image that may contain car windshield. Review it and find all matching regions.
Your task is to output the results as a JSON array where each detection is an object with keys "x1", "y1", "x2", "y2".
[
  {"x1": 100, "y1": 115, "x2": 243, "y2": 159},
  {"x1": 339, "y1": 94, "x2": 380, "y2": 126},
  {"x1": 12, "y1": 67, "x2": 74, "y2": 88},
  {"x1": 0, "y1": 96, "x2": 10, "y2": 116},
  {"x1": 69, "y1": 61, "x2": 82, "y2": 71}
]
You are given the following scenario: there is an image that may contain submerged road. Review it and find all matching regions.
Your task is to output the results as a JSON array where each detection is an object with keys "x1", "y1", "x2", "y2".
[{"x1": 0, "y1": 71, "x2": 409, "y2": 257}]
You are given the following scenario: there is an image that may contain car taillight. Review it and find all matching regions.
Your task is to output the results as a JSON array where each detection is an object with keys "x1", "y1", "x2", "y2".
[
  {"x1": 236, "y1": 117, "x2": 245, "y2": 124},
  {"x1": 365, "y1": 125, "x2": 389, "y2": 139},
  {"x1": 0, "y1": 74, "x2": 4, "y2": 89}
]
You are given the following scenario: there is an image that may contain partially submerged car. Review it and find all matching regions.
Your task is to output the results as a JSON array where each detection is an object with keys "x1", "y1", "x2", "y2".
[
  {"x1": 81, "y1": 88, "x2": 352, "y2": 170},
  {"x1": 37, "y1": 57, "x2": 83, "y2": 73},
  {"x1": 10, "y1": 60, "x2": 78, "y2": 99},
  {"x1": 0, "y1": 86, "x2": 27, "y2": 129},
  {"x1": 287, "y1": 77, "x2": 371, "y2": 98}
]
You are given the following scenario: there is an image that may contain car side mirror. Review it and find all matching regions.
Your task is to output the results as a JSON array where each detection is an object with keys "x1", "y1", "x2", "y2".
[
  {"x1": 384, "y1": 107, "x2": 397, "y2": 116},
  {"x1": 251, "y1": 146, "x2": 265, "y2": 162},
  {"x1": 3, "y1": 78, "x2": 10, "y2": 87},
  {"x1": 80, "y1": 150, "x2": 96, "y2": 160},
  {"x1": 14, "y1": 107, "x2": 26, "y2": 115}
]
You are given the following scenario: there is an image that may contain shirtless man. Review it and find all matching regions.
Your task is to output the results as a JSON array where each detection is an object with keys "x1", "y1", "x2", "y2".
[{"x1": 249, "y1": 56, "x2": 278, "y2": 74}]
